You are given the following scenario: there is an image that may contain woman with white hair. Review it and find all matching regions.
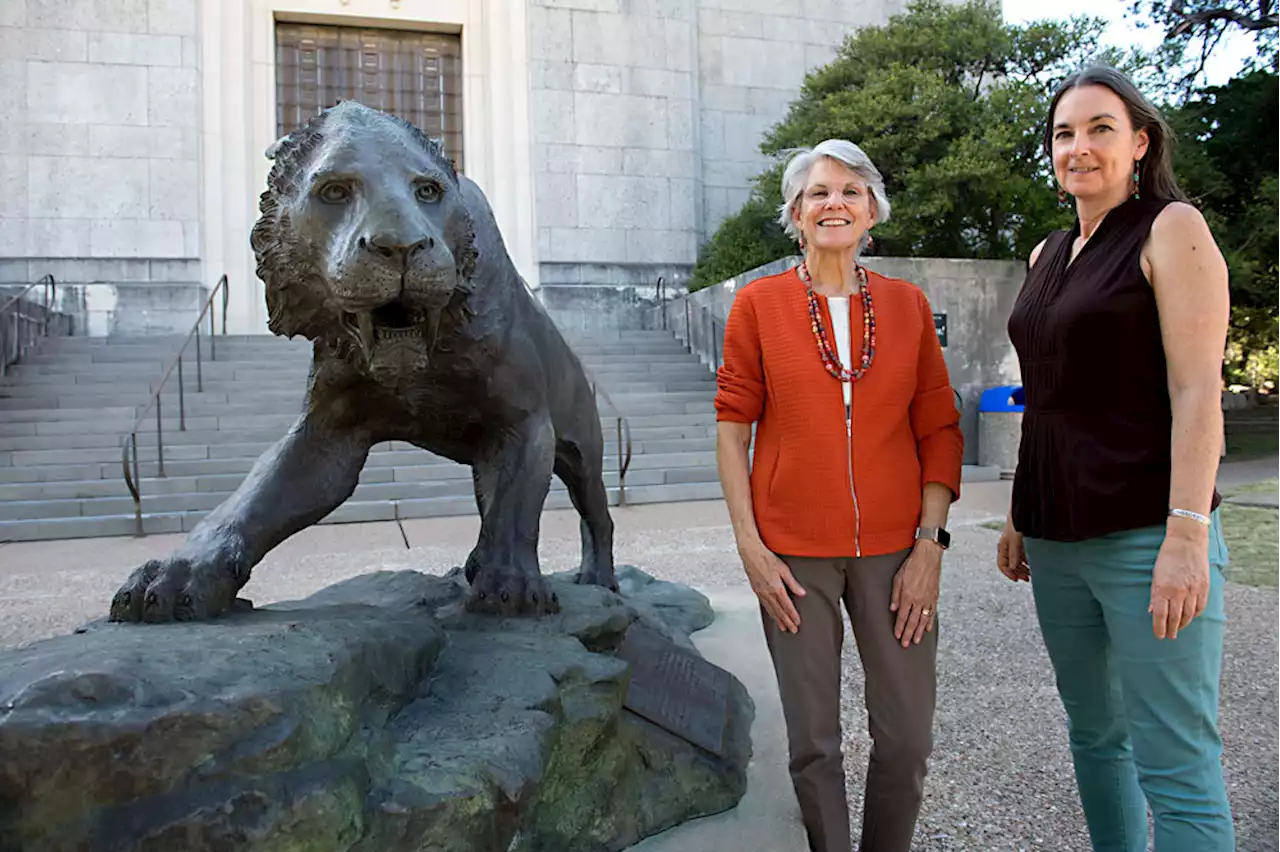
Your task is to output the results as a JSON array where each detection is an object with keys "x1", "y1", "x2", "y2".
[{"x1": 714, "y1": 139, "x2": 963, "y2": 852}]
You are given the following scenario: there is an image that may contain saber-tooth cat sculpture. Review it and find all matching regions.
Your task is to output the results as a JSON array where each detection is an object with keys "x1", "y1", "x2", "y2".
[{"x1": 109, "y1": 102, "x2": 616, "y2": 622}]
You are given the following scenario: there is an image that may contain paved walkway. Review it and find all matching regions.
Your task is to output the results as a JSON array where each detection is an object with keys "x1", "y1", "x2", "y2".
[
  {"x1": 0, "y1": 461, "x2": 1275, "y2": 851},
  {"x1": 1217, "y1": 455, "x2": 1279, "y2": 492}
]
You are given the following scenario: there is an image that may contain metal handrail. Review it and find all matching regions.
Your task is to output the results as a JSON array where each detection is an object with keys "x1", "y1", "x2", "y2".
[
  {"x1": 664, "y1": 296, "x2": 724, "y2": 370},
  {"x1": 589, "y1": 379, "x2": 634, "y2": 507},
  {"x1": 121, "y1": 274, "x2": 230, "y2": 536},
  {"x1": 0, "y1": 274, "x2": 57, "y2": 376}
]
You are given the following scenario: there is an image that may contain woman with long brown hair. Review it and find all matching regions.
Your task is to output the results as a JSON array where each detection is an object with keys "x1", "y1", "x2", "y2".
[{"x1": 998, "y1": 64, "x2": 1235, "y2": 850}]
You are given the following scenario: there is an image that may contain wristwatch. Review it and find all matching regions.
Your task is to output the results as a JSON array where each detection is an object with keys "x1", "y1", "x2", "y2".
[{"x1": 915, "y1": 526, "x2": 951, "y2": 550}]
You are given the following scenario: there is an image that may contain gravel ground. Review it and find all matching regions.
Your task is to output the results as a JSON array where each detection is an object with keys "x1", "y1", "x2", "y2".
[
  {"x1": 0, "y1": 498, "x2": 1275, "y2": 851},
  {"x1": 835, "y1": 523, "x2": 1279, "y2": 852}
]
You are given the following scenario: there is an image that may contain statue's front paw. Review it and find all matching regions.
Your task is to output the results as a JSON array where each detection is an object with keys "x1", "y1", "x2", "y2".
[
  {"x1": 109, "y1": 550, "x2": 246, "y2": 624},
  {"x1": 465, "y1": 567, "x2": 559, "y2": 616}
]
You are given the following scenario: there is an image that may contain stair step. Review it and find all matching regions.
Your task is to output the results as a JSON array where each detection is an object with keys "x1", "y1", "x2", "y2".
[
  {"x1": 0, "y1": 435, "x2": 715, "y2": 468},
  {"x1": 0, "y1": 425, "x2": 717, "y2": 454},
  {"x1": 0, "y1": 446, "x2": 716, "y2": 484},
  {"x1": 0, "y1": 404, "x2": 712, "y2": 432},
  {"x1": 0, "y1": 478, "x2": 725, "y2": 541},
  {"x1": 1, "y1": 397, "x2": 709, "y2": 421},
  {"x1": 1, "y1": 406, "x2": 139, "y2": 423},
  {"x1": 0, "y1": 465, "x2": 723, "y2": 523},
  {"x1": 0, "y1": 383, "x2": 714, "y2": 412},
  {"x1": 0, "y1": 412, "x2": 716, "y2": 446},
  {"x1": 3, "y1": 359, "x2": 701, "y2": 386},
  {"x1": 0, "y1": 464, "x2": 701, "y2": 508}
]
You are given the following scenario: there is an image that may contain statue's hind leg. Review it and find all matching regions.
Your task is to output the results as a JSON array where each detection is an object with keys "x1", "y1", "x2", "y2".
[{"x1": 554, "y1": 427, "x2": 616, "y2": 592}]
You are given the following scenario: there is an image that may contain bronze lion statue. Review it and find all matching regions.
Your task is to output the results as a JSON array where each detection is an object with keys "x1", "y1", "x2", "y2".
[{"x1": 109, "y1": 101, "x2": 616, "y2": 622}]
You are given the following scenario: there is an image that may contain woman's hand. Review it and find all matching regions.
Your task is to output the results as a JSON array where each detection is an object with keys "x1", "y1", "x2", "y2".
[
  {"x1": 997, "y1": 516, "x2": 1030, "y2": 582},
  {"x1": 738, "y1": 537, "x2": 806, "y2": 633},
  {"x1": 891, "y1": 541, "x2": 941, "y2": 647},
  {"x1": 1149, "y1": 523, "x2": 1210, "y2": 640}
]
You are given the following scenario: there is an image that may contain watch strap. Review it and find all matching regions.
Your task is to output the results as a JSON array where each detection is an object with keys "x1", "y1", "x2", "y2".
[{"x1": 915, "y1": 526, "x2": 950, "y2": 549}]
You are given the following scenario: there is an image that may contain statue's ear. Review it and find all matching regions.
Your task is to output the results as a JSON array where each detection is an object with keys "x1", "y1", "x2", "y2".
[{"x1": 264, "y1": 136, "x2": 286, "y2": 160}]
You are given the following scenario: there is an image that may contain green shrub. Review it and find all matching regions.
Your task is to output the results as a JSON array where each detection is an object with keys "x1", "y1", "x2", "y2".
[{"x1": 687, "y1": 194, "x2": 796, "y2": 292}]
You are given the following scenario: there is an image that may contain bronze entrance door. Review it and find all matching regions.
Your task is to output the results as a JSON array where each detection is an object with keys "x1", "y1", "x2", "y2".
[{"x1": 274, "y1": 22, "x2": 464, "y2": 171}]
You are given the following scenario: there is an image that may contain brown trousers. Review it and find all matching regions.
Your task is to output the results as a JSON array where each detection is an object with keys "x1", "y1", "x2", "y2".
[{"x1": 761, "y1": 550, "x2": 937, "y2": 852}]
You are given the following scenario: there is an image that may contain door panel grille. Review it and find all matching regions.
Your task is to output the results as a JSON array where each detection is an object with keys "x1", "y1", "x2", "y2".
[{"x1": 275, "y1": 22, "x2": 463, "y2": 171}]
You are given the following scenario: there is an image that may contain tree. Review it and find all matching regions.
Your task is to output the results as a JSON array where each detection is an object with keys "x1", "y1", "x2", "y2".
[
  {"x1": 1127, "y1": 0, "x2": 1279, "y2": 96},
  {"x1": 688, "y1": 0, "x2": 1129, "y2": 291},
  {"x1": 1170, "y1": 69, "x2": 1279, "y2": 387}
]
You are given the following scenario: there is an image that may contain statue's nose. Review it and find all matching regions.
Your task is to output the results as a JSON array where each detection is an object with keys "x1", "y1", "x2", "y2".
[{"x1": 359, "y1": 234, "x2": 433, "y2": 263}]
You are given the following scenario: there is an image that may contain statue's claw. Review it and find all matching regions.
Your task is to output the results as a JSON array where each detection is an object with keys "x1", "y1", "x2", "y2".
[
  {"x1": 465, "y1": 565, "x2": 559, "y2": 616},
  {"x1": 108, "y1": 549, "x2": 246, "y2": 624}
]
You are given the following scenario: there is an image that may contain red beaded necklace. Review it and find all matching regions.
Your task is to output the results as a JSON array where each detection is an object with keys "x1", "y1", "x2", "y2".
[{"x1": 799, "y1": 260, "x2": 876, "y2": 382}]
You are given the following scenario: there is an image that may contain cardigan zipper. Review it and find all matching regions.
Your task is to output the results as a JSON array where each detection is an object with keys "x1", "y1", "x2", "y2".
[{"x1": 845, "y1": 401, "x2": 861, "y2": 557}]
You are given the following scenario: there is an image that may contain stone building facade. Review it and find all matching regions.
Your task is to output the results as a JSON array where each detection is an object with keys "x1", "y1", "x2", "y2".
[{"x1": 0, "y1": 0, "x2": 909, "y2": 334}]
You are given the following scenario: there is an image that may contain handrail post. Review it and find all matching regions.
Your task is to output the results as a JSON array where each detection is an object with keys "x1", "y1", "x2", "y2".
[
  {"x1": 177, "y1": 355, "x2": 186, "y2": 431},
  {"x1": 210, "y1": 301, "x2": 217, "y2": 362},
  {"x1": 130, "y1": 436, "x2": 143, "y2": 537},
  {"x1": 40, "y1": 278, "x2": 50, "y2": 338},
  {"x1": 117, "y1": 272, "x2": 229, "y2": 535},
  {"x1": 616, "y1": 416, "x2": 625, "y2": 507},
  {"x1": 156, "y1": 396, "x2": 165, "y2": 478}
]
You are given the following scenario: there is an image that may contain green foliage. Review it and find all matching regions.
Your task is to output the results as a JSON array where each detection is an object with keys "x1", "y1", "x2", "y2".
[
  {"x1": 1170, "y1": 70, "x2": 1279, "y2": 389},
  {"x1": 690, "y1": 0, "x2": 1128, "y2": 289},
  {"x1": 687, "y1": 193, "x2": 795, "y2": 292}
]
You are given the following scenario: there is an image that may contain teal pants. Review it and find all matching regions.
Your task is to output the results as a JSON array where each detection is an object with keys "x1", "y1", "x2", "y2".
[{"x1": 1024, "y1": 511, "x2": 1235, "y2": 852}]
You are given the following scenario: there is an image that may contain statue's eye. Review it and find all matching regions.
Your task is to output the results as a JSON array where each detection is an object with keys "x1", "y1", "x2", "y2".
[
  {"x1": 415, "y1": 181, "x2": 443, "y2": 203},
  {"x1": 317, "y1": 182, "x2": 351, "y2": 204}
]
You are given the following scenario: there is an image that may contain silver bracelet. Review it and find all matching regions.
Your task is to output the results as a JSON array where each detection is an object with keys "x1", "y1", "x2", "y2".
[{"x1": 1168, "y1": 508, "x2": 1211, "y2": 526}]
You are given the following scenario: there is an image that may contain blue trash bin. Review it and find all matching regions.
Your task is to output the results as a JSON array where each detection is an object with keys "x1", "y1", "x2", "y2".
[
  {"x1": 978, "y1": 385, "x2": 1025, "y2": 413},
  {"x1": 978, "y1": 385, "x2": 1024, "y2": 470}
]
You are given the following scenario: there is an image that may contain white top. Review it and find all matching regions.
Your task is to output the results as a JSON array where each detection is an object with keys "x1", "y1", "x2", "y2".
[{"x1": 827, "y1": 296, "x2": 853, "y2": 409}]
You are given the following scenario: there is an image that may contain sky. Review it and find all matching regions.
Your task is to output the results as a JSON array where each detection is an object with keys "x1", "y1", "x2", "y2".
[{"x1": 1001, "y1": 0, "x2": 1259, "y2": 86}]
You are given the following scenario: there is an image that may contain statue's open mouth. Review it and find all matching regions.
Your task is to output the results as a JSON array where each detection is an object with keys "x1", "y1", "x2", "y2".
[
  {"x1": 341, "y1": 299, "x2": 444, "y2": 357},
  {"x1": 370, "y1": 301, "x2": 423, "y2": 340}
]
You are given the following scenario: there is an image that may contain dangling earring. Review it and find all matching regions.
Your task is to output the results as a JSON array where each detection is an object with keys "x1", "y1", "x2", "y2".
[
  {"x1": 798, "y1": 233, "x2": 806, "y2": 251},
  {"x1": 1057, "y1": 186, "x2": 1068, "y2": 204},
  {"x1": 1132, "y1": 161, "x2": 1140, "y2": 199},
  {"x1": 866, "y1": 234, "x2": 874, "y2": 250}
]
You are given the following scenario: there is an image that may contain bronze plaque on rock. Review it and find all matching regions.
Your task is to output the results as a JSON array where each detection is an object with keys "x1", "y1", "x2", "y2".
[{"x1": 616, "y1": 623, "x2": 732, "y2": 758}]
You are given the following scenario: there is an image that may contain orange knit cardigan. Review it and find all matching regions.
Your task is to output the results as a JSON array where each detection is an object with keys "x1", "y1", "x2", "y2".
[{"x1": 714, "y1": 265, "x2": 964, "y2": 558}]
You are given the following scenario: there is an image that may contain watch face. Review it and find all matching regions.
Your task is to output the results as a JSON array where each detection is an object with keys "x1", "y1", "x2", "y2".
[{"x1": 917, "y1": 527, "x2": 950, "y2": 548}]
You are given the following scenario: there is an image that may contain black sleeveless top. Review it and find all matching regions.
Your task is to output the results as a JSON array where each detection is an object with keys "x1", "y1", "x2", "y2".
[{"x1": 1007, "y1": 197, "x2": 1221, "y2": 542}]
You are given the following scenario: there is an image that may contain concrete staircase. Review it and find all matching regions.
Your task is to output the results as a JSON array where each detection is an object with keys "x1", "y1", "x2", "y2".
[{"x1": 0, "y1": 330, "x2": 722, "y2": 542}]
